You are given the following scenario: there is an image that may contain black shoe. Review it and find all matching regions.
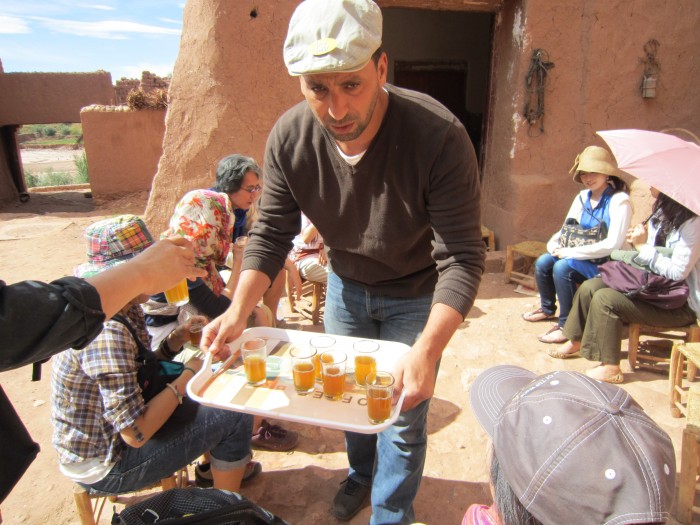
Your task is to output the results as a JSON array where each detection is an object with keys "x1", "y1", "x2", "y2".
[
  {"x1": 195, "y1": 461, "x2": 262, "y2": 488},
  {"x1": 332, "y1": 478, "x2": 371, "y2": 521}
]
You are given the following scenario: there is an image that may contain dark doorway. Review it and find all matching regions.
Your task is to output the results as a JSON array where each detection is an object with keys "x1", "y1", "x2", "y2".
[{"x1": 382, "y1": 8, "x2": 494, "y2": 162}]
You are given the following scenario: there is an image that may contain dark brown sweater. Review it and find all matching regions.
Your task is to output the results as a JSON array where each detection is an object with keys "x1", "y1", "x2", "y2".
[{"x1": 243, "y1": 84, "x2": 484, "y2": 317}]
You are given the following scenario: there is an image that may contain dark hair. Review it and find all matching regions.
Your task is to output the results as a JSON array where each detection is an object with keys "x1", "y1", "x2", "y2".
[
  {"x1": 213, "y1": 154, "x2": 260, "y2": 194},
  {"x1": 608, "y1": 175, "x2": 628, "y2": 194},
  {"x1": 371, "y1": 47, "x2": 384, "y2": 65},
  {"x1": 651, "y1": 192, "x2": 697, "y2": 239},
  {"x1": 490, "y1": 450, "x2": 542, "y2": 525}
]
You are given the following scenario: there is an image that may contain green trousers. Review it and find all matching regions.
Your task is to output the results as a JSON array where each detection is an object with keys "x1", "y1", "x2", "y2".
[{"x1": 562, "y1": 277, "x2": 696, "y2": 365}]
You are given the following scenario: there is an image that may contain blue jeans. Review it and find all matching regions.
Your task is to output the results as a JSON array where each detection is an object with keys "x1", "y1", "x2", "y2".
[
  {"x1": 534, "y1": 253, "x2": 586, "y2": 327},
  {"x1": 84, "y1": 401, "x2": 253, "y2": 495},
  {"x1": 324, "y1": 272, "x2": 433, "y2": 525}
]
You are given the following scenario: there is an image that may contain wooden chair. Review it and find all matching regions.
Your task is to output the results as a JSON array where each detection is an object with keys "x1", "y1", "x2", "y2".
[
  {"x1": 627, "y1": 322, "x2": 700, "y2": 372},
  {"x1": 287, "y1": 279, "x2": 326, "y2": 325},
  {"x1": 504, "y1": 241, "x2": 547, "y2": 290},
  {"x1": 670, "y1": 342, "x2": 700, "y2": 418},
  {"x1": 481, "y1": 225, "x2": 495, "y2": 252},
  {"x1": 73, "y1": 468, "x2": 189, "y2": 525},
  {"x1": 675, "y1": 383, "x2": 700, "y2": 523}
]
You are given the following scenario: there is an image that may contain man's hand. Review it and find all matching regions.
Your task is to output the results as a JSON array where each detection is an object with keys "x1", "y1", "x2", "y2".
[
  {"x1": 392, "y1": 348, "x2": 438, "y2": 411},
  {"x1": 201, "y1": 312, "x2": 247, "y2": 359},
  {"x1": 130, "y1": 236, "x2": 207, "y2": 294}
]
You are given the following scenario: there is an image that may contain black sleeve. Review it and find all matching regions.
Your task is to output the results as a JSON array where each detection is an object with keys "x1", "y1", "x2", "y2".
[
  {"x1": 0, "y1": 277, "x2": 106, "y2": 372},
  {"x1": 187, "y1": 278, "x2": 232, "y2": 318}
]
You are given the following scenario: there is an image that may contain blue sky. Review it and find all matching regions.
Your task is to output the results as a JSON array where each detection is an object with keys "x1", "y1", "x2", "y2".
[{"x1": 0, "y1": 0, "x2": 184, "y2": 82}]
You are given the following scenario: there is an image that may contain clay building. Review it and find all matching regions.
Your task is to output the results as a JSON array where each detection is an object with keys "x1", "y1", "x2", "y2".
[
  {"x1": 0, "y1": 59, "x2": 114, "y2": 201},
  {"x1": 145, "y1": 0, "x2": 700, "y2": 248}
]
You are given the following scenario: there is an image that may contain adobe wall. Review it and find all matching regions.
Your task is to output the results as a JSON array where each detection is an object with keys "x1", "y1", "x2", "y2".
[
  {"x1": 483, "y1": 0, "x2": 700, "y2": 248},
  {"x1": 146, "y1": 0, "x2": 700, "y2": 246},
  {"x1": 81, "y1": 106, "x2": 165, "y2": 202},
  {"x1": 0, "y1": 72, "x2": 114, "y2": 126}
]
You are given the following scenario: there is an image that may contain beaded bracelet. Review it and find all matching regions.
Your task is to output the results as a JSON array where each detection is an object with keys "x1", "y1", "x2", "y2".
[{"x1": 165, "y1": 382, "x2": 183, "y2": 404}]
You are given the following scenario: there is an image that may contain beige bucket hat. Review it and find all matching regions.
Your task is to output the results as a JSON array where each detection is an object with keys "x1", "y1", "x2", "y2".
[{"x1": 569, "y1": 145, "x2": 622, "y2": 183}]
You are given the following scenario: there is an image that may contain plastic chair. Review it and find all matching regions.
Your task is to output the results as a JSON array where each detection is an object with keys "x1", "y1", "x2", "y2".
[
  {"x1": 627, "y1": 322, "x2": 700, "y2": 372},
  {"x1": 504, "y1": 241, "x2": 547, "y2": 289},
  {"x1": 73, "y1": 468, "x2": 189, "y2": 525}
]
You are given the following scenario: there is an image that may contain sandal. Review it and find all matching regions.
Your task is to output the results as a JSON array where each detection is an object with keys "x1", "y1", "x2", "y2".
[
  {"x1": 537, "y1": 325, "x2": 568, "y2": 344},
  {"x1": 522, "y1": 308, "x2": 555, "y2": 322},
  {"x1": 546, "y1": 346, "x2": 580, "y2": 359},
  {"x1": 585, "y1": 367, "x2": 624, "y2": 384}
]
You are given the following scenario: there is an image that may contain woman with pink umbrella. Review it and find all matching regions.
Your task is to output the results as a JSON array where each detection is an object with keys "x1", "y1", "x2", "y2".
[{"x1": 550, "y1": 186, "x2": 700, "y2": 383}]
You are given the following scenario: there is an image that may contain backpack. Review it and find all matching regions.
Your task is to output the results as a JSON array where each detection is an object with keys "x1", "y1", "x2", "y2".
[{"x1": 111, "y1": 488, "x2": 289, "y2": 525}]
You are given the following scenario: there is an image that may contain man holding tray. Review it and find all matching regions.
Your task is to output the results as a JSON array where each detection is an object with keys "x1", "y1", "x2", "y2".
[{"x1": 203, "y1": 0, "x2": 484, "y2": 523}]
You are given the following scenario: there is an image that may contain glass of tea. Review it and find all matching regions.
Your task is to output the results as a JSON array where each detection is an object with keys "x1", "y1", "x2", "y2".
[
  {"x1": 320, "y1": 350, "x2": 347, "y2": 401},
  {"x1": 290, "y1": 346, "x2": 317, "y2": 395},
  {"x1": 353, "y1": 339, "x2": 379, "y2": 386},
  {"x1": 164, "y1": 278, "x2": 189, "y2": 306},
  {"x1": 241, "y1": 338, "x2": 267, "y2": 386},
  {"x1": 310, "y1": 335, "x2": 335, "y2": 382},
  {"x1": 365, "y1": 371, "x2": 394, "y2": 424},
  {"x1": 188, "y1": 322, "x2": 205, "y2": 347}
]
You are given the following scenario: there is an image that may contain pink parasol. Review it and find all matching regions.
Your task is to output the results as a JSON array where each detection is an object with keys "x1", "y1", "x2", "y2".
[{"x1": 596, "y1": 129, "x2": 700, "y2": 216}]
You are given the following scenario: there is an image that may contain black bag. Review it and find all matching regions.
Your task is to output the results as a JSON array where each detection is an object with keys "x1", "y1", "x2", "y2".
[
  {"x1": 0, "y1": 386, "x2": 40, "y2": 504},
  {"x1": 111, "y1": 487, "x2": 289, "y2": 525},
  {"x1": 598, "y1": 260, "x2": 690, "y2": 310},
  {"x1": 112, "y1": 315, "x2": 184, "y2": 402},
  {"x1": 558, "y1": 195, "x2": 610, "y2": 265}
]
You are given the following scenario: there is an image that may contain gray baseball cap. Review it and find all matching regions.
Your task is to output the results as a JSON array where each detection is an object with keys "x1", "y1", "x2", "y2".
[
  {"x1": 470, "y1": 366, "x2": 675, "y2": 525},
  {"x1": 283, "y1": 0, "x2": 382, "y2": 76}
]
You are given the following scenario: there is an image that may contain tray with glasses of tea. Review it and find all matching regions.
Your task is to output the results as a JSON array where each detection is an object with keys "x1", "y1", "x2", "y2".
[{"x1": 187, "y1": 327, "x2": 409, "y2": 434}]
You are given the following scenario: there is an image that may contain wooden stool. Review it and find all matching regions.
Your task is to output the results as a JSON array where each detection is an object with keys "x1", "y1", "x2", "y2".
[
  {"x1": 670, "y1": 342, "x2": 700, "y2": 418},
  {"x1": 675, "y1": 384, "x2": 700, "y2": 524},
  {"x1": 73, "y1": 468, "x2": 189, "y2": 525},
  {"x1": 504, "y1": 241, "x2": 547, "y2": 289},
  {"x1": 481, "y1": 225, "x2": 495, "y2": 252},
  {"x1": 628, "y1": 322, "x2": 700, "y2": 372},
  {"x1": 287, "y1": 279, "x2": 326, "y2": 325}
]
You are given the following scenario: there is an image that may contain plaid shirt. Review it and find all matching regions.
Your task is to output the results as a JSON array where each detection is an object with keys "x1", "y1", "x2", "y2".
[{"x1": 51, "y1": 305, "x2": 150, "y2": 466}]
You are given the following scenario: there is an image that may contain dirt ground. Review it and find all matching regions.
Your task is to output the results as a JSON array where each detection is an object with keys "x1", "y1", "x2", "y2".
[{"x1": 0, "y1": 189, "x2": 692, "y2": 524}]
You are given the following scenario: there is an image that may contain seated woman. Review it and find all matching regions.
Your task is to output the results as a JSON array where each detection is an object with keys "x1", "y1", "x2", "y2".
[
  {"x1": 552, "y1": 188, "x2": 700, "y2": 383},
  {"x1": 151, "y1": 189, "x2": 298, "y2": 454},
  {"x1": 290, "y1": 212, "x2": 328, "y2": 284},
  {"x1": 522, "y1": 146, "x2": 632, "y2": 344},
  {"x1": 51, "y1": 215, "x2": 255, "y2": 494}
]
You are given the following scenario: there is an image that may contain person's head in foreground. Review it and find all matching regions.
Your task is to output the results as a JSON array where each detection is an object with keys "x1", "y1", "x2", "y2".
[
  {"x1": 467, "y1": 365, "x2": 675, "y2": 525},
  {"x1": 283, "y1": 0, "x2": 387, "y2": 150}
]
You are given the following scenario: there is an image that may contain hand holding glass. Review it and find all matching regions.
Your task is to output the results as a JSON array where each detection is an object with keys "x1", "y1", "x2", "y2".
[{"x1": 241, "y1": 338, "x2": 267, "y2": 386}]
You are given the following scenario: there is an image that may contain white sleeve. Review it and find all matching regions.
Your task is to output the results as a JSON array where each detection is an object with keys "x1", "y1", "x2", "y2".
[{"x1": 637, "y1": 216, "x2": 700, "y2": 281}]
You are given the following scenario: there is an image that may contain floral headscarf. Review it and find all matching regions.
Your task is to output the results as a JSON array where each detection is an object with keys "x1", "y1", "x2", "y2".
[{"x1": 164, "y1": 189, "x2": 233, "y2": 296}]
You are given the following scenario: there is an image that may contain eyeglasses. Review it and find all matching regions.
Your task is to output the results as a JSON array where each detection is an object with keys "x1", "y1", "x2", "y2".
[{"x1": 241, "y1": 185, "x2": 262, "y2": 194}]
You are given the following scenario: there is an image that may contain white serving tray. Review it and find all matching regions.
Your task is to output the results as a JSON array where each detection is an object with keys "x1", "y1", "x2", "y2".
[{"x1": 187, "y1": 327, "x2": 409, "y2": 434}]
